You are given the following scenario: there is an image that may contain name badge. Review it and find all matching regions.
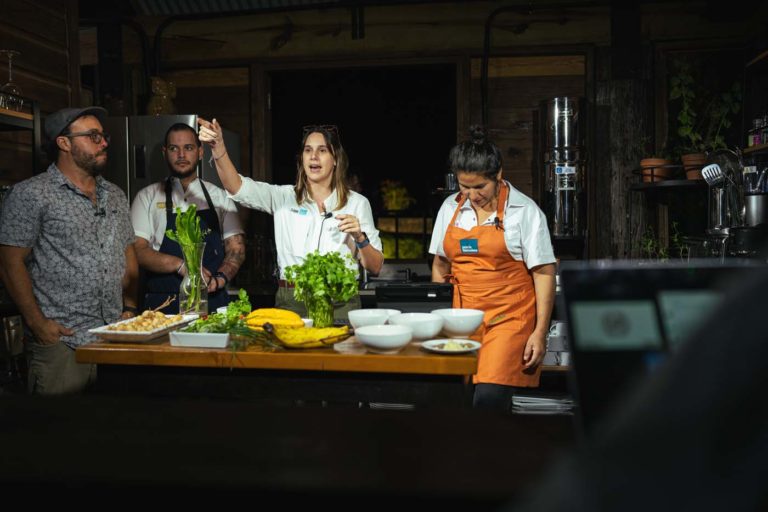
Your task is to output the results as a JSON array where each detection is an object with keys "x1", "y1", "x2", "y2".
[{"x1": 460, "y1": 238, "x2": 479, "y2": 254}]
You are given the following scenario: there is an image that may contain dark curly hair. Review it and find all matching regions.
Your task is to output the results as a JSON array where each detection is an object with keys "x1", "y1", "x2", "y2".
[{"x1": 447, "y1": 125, "x2": 502, "y2": 180}]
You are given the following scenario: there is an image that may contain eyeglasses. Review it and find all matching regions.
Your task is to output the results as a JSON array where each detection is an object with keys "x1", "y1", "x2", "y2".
[
  {"x1": 302, "y1": 124, "x2": 339, "y2": 136},
  {"x1": 64, "y1": 130, "x2": 110, "y2": 145}
]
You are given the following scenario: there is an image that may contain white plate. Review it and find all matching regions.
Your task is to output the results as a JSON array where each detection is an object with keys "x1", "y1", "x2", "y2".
[
  {"x1": 169, "y1": 331, "x2": 229, "y2": 348},
  {"x1": 88, "y1": 314, "x2": 198, "y2": 343},
  {"x1": 421, "y1": 339, "x2": 481, "y2": 354}
]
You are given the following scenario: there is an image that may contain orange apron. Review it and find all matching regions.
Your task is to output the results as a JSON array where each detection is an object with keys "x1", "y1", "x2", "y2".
[{"x1": 443, "y1": 183, "x2": 539, "y2": 387}]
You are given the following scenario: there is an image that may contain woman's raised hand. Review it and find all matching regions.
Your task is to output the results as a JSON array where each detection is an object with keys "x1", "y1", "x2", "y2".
[
  {"x1": 336, "y1": 214, "x2": 363, "y2": 241},
  {"x1": 197, "y1": 117, "x2": 227, "y2": 159}
]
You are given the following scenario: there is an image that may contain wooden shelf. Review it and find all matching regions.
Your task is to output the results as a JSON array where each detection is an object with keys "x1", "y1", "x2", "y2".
[
  {"x1": 0, "y1": 106, "x2": 33, "y2": 121},
  {"x1": 630, "y1": 179, "x2": 707, "y2": 191},
  {"x1": 743, "y1": 142, "x2": 768, "y2": 155}
]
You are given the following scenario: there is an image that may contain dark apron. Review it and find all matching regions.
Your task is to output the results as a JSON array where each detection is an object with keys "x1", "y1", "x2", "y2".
[{"x1": 143, "y1": 178, "x2": 229, "y2": 313}]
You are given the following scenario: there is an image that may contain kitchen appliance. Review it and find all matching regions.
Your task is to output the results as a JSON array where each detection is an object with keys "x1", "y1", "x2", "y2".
[
  {"x1": 102, "y1": 115, "x2": 240, "y2": 203},
  {"x1": 373, "y1": 282, "x2": 452, "y2": 313},
  {"x1": 702, "y1": 161, "x2": 744, "y2": 235},
  {"x1": 540, "y1": 97, "x2": 586, "y2": 237},
  {"x1": 745, "y1": 193, "x2": 768, "y2": 227}
]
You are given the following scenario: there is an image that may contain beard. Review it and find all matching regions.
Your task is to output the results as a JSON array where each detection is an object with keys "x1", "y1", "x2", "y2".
[
  {"x1": 71, "y1": 144, "x2": 107, "y2": 176},
  {"x1": 168, "y1": 159, "x2": 198, "y2": 180}
]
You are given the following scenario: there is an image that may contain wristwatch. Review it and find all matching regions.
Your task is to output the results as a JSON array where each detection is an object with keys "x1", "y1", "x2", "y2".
[{"x1": 355, "y1": 233, "x2": 370, "y2": 250}]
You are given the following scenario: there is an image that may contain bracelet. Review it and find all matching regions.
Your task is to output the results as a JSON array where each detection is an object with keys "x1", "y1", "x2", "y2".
[
  {"x1": 213, "y1": 150, "x2": 228, "y2": 161},
  {"x1": 354, "y1": 234, "x2": 370, "y2": 250},
  {"x1": 214, "y1": 271, "x2": 229, "y2": 287},
  {"x1": 176, "y1": 261, "x2": 185, "y2": 275},
  {"x1": 122, "y1": 306, "x2": 138, "y2": 314}
]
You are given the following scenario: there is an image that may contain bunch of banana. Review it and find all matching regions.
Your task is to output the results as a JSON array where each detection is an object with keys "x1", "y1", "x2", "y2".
[
  {"x1": 245, "y1": 308, "x2": 304, "y2": 331},
  {"x1": 265, "y1": 324, "x2": 351, "y2": 349}
]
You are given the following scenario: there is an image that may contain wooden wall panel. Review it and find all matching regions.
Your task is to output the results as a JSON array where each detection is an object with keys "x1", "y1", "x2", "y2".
[{"x1": 0, "y1": 0, "x2": 79, "y2": 185}]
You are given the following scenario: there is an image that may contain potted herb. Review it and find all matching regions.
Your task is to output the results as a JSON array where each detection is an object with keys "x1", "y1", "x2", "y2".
[
  {"x1": 639, "y1": 136, "x2": 674, "y2": 183},
  {"x1": 669, "y1": 60, "x2": 742, "y2": 180},
  {"x1": 284, "y1": 251, "x2": 359, "y2": 328}
]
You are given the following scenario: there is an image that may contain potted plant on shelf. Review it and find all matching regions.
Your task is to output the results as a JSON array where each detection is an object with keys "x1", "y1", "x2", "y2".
[
  {"x1": 669, "y1": 60, "x2": 742, "y2": 180},
  {"x1": 638, "y1": 136, "x2": 674, "y2": 183}
]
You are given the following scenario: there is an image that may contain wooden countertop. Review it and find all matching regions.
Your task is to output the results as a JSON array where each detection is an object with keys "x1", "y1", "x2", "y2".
[{"x1": 76, "y1": 336, "x2": 479, "y2": 376}]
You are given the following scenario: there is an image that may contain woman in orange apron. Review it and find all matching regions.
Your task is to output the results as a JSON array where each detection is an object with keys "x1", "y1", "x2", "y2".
[{"x1": 430, "y1": 126, "x2": 556, "y2": 411}]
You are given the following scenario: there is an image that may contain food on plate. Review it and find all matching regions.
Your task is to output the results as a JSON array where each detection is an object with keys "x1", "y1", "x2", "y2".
[
  {"x1": 266, "y1": 324, "x2": 351, "y2": 349},
  {"x1": 436, "y1": 340, "x2": 476, "y2": 351},
  {"x1": 106, "y1": 310, "x2": 183, "y2": 332},
  {"x1": 245, "y1": 308, "x2": 304, "y2": 330}
]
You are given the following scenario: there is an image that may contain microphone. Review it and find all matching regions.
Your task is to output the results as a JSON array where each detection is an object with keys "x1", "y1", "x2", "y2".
[{"x1": 317, "y1": 211, "x2": 333, "y2": 251}]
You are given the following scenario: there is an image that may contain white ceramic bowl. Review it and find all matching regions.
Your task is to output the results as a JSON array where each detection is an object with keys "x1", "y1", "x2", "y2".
[
  {"x1": 354, "y1": 324, "x2": 413, "y2": 353},
  {"x1": 388, "y1": 312, "x2": 444, "y2": 340},
  {"x1": 431, "y1": 308, "x2": 485, "y2": 338},
  {"x1": 302, "y1": 318, "x2": 313, "y2": 328},
  {"x1": 380, "y1": 308, "x2": 402, "y2": 321},
  {"x1": 348, "y1": 309, "x2": 391, "y2": 328}
]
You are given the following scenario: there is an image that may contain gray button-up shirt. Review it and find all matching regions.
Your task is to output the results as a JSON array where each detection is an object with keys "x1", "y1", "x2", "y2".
[{"x1": 0, "y1": 164, "x2": 134, "y2": 347}]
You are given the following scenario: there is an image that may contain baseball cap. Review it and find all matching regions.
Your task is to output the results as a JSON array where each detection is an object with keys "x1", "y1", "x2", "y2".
[{"x1": 44, "y1": 106, "x2": 108, "y2": 141}]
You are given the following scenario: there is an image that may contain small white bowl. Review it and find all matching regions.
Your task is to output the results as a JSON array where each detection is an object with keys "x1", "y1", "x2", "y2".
[
  {"x1": 355, "y1": 324, "x2": 413, "y2": 354},
  {"x1": 389, "y1": 312, "x2": 443, "y2": 340},
  {"x1": 431, "y1": 308, "x2": 485, "y2": 338},
  {"x1": 348, "y1": 309, "x2": 390, "y2": 328},
  {"x1": 302, "y1": 318, "x2": 313, "y2": 327},
  {"x1": 380, "y1": 308, "x2": 402, "y2": 321}
]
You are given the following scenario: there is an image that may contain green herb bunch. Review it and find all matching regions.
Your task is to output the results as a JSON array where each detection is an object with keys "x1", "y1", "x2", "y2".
[
  {"x1": 181, "y1": 289, "x2": 281, "y2": 352},
  {"x1": 284, "y1": 251, "x2": 358, "y2": 327},
  {"x1": 166, "y1": 205, "x2": 210, "y2": 313}
]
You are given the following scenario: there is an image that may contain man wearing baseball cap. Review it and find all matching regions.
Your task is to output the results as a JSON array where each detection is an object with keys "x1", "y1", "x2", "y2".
[{"x1": 0, "y1": 106, "x2": 139, "y2": 395}]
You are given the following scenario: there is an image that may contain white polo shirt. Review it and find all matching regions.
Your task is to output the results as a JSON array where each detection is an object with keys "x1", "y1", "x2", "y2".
[
  {"x1": 131, "y1": 177, "x2": 244, "y2": 250},
  {"x1": 429, "y1": 181, "x2": 556, "y2": 269},
  {"x1": 231, "y1": 176, "x2": 382, "y2": 279}
]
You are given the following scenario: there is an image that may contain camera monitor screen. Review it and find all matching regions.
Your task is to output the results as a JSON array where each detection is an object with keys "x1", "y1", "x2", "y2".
[{"x1": 560, "y1": 259, "x2": 757, "y2": 437}]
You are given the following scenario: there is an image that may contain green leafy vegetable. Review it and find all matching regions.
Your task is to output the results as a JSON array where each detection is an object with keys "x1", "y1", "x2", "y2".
[
  {"x1": 284, "y1": 251, "x2": 358, "y2": 327},
  {"x1": 181, "y1": 289, "x2": 280, "y2": 352},
  {"x1": 182, "y1": 289, "x2": 251, "y2": 334},
  {"x1": 165, "y1": 205, "x2": 209, "y2": 313}
]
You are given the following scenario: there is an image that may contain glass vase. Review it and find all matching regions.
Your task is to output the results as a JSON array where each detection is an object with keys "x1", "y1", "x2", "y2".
[
  {"x1": 304, "y1": 294, "x2": 334, "y2": 328},
  {"x1": 179, "y1": 242, "x2": 208, "y2": 315}
]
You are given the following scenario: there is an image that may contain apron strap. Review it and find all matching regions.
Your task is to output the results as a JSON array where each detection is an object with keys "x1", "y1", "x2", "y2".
[
  {"x1": 164, "y1": 177, "x2": 221, "y2": 235},
  {"x1": 164, "y1": 178, "x2": 175, "y2": 230},
  {"x1": 198, "y1": 180, "x2": 221, "y2": 235}
]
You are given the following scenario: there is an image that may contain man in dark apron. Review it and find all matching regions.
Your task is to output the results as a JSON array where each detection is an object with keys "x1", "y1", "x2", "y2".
[{"x1": 131, "y1": 123, "x2": 245, "y2": 314}]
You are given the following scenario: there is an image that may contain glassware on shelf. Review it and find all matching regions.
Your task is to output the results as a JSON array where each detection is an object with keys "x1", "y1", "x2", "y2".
[{"x1": 0, "y1": 50, "x2": 24, "y2": 112}]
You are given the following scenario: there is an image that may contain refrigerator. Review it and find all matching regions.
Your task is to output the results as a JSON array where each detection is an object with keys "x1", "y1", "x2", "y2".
[{"x1": 102, "y1": 114, "x2": 241, "y2": 203}]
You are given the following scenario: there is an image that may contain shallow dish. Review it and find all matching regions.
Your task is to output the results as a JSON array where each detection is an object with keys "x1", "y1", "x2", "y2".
[
  {"x1": 389, "y1": 312, "x2": 443, "y2": 340},
  {"x1": 431, "y1": 308, "x2": 484, "y2": 338},
  {"x1": 354, "y1": 324, "x2": 413, "y2": 354},
  {"x1": 88, "y1": 314, "x2": 197, "y2": 343},
  {"x1": 169, "y1": 331, "x2": 229, "y2": 348},
  {"x1": 421, "y1": 339, "x2": 481, "y2": 354}
]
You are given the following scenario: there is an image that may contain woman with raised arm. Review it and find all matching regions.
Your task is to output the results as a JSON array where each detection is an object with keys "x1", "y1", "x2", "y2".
[
  {"x1": 198, "y1": 118, "x2": 383, "y2": 318},
  {"x1": 429, "y1": 125, "x2": 556, "y2": 411}
]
